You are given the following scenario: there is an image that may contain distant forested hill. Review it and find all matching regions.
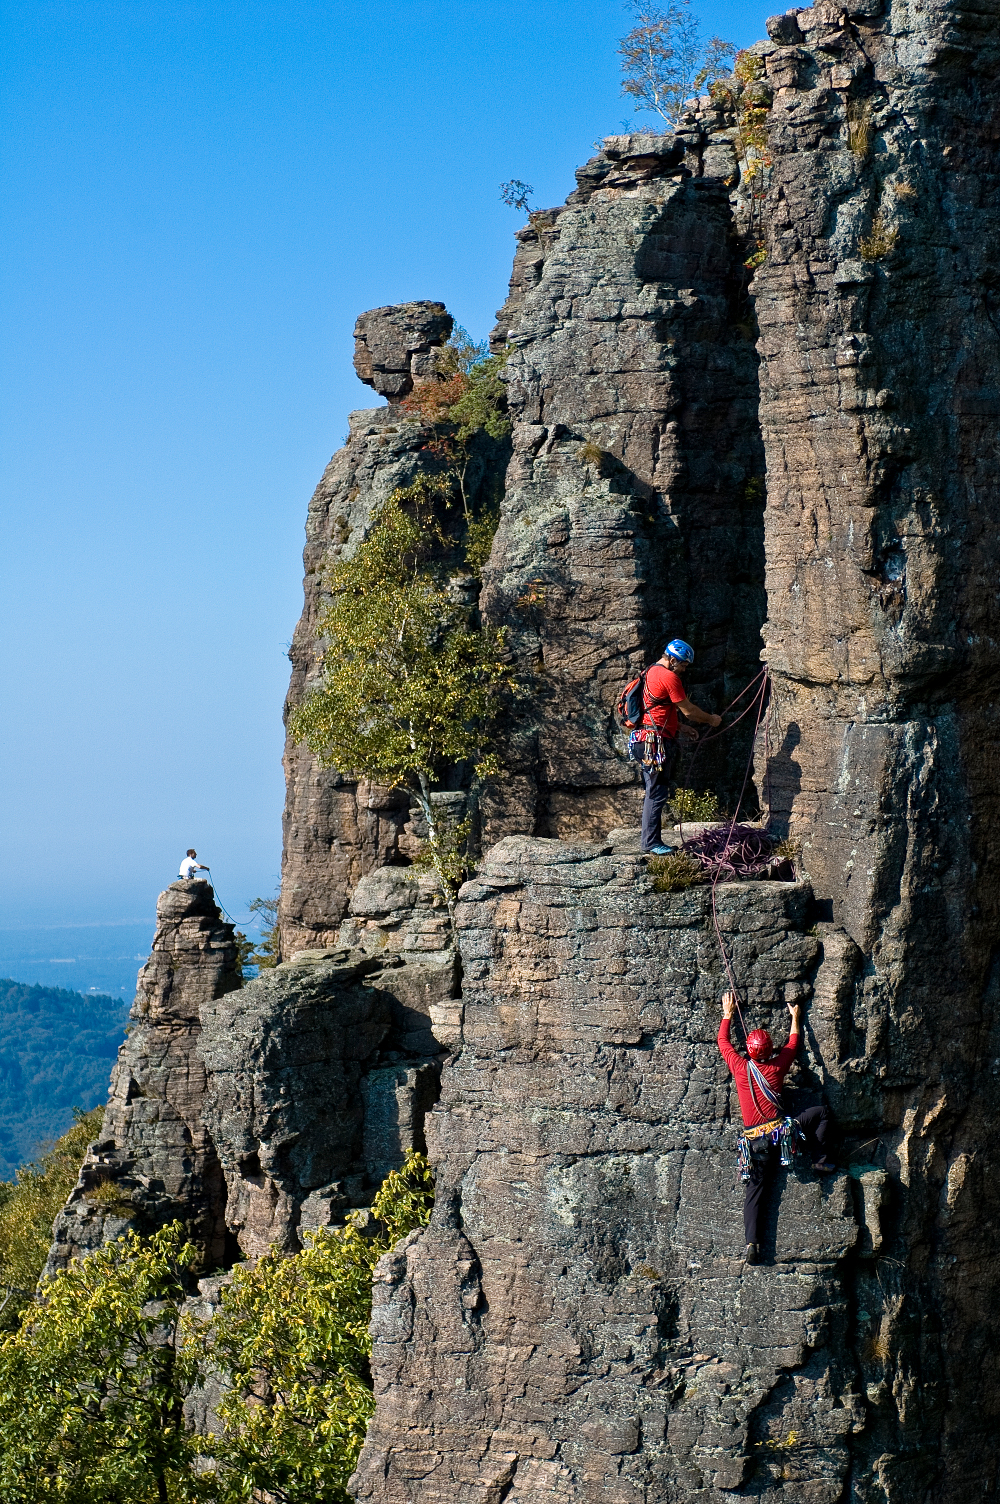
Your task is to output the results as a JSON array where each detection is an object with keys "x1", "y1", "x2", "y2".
[{"x1": 0, "y1": 980, "x2": 129, "y2": 1178}]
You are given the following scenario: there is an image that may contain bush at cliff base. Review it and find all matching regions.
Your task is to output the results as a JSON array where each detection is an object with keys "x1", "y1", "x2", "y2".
[
  {"x1": 0, "y1": 1151, "x2": 435, "y2": 1504},
  {"x1": 0, "y1": 1223, "x2": 202, "y2": 1504},
  {"x1": 0, "y1": 1105, "x2": 104, "y2": 1331}
]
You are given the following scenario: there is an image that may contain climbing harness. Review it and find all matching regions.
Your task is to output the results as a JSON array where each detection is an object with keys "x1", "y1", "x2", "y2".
[{"x1": 736, "y1": 1117, "x2": 806, "y2": 1181}]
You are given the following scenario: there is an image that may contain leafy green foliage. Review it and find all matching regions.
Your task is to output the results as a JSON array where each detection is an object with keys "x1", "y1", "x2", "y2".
[
  {"x1": 463, "y1": 505, "x2": 499, "y2": 577},
  {"x1": 0, "y1": 1107, "x2": 104, "y2": 1330},
  {"x1": 499, "y1": 179, "x2": 534, "y2": 214},
  {"x1": 709, "y1": 51, "x2": 773, "y2": 252},
  {"x1": 400, "y1": 329, "x2": 511, "y2": 516},
  {"x1": 0, "y1": 1223, "x2": 203, "y2": 1503},
  {"x1": 196, "y1": 1153, "x2": 435, "y2": 1504},
  {"x1": 0, "y1": 1154, "x2": 435, "y2": 1504},
  {"x1": 246, "y1": 895, "x2": 281, "y2": 970},
  {"x1": 0, "y1": 980, "x2": 127, "y2": 1178},
  {"x1": 670, "y1": 787, "x2": 722, "y2": 823},
  {"x1": 288, "y1": 485, "x2": 514, "y2": 907}
]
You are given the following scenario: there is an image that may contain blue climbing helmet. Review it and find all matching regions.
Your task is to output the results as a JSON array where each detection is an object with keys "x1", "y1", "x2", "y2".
[{"x1": 664, "y1": 638, "x2": 695, "y2": 666}]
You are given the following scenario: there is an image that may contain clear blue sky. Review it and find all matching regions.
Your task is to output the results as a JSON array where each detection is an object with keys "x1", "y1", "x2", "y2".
[{"x1": 2, "y1": 0, "x2": 774, "y2": 932}]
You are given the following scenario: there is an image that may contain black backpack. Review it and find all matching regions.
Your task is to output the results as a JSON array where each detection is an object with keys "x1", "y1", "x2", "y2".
[{"x1": 615, "y1": 668, "x2": 673, "y2": 732}]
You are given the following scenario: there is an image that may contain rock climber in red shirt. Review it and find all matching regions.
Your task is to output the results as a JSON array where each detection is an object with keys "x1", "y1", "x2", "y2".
[
  {"x1": 718, "y1": 990, "x2": 835, "y2": 1265},
  {"x1": 631, "y1": 638, "x2": 722, "y2": 855}
]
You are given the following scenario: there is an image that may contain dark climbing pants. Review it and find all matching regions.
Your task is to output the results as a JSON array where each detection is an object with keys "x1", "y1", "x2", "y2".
[
  {"x1": 640, "y1": 744, "x2": 678, "y2": 852},
  {"x1": 743, "y1": 1105, "x2": 831, "y2": 1245}
]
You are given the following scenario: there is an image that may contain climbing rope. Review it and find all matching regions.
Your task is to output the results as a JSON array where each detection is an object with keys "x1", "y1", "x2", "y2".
[
  {"x1": 202, "y1": 870, "x2": 248, "y2": 928},
  {"x1": 671, "y1": 666, "x2": 780, "y2": 1043}
]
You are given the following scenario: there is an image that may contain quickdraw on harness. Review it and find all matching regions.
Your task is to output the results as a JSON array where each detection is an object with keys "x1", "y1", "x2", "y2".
[{"x1": 736, "y1": 1060, "x2": 804, "y2": 1181}]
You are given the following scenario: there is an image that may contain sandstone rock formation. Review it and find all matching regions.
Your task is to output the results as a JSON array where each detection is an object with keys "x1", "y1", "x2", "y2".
[
  {"x1": 349, "y1": 0, "x2": 1000, "y2": 1494},
  {"x1": 45, "y1": 880, "x2": 241, "y2": 1275},
  {"x1": 353, "y1": 301, "x2": 454, "y2": 400},
  {"x1": 480, "y1": 133, "x2": 765, "y2": 844},
  {"x1": 198, "y1": 947, "x2": 441, "y2": 1258},
  {"x1": 280, "y1": 302, "x2": 475, "y2": 957},
  {"x1": 47, "y1": 880, "x2": 447, "y2": 1271},
  {"x1": 352, "y1": 838, "x2": 865, "y2": 1502},
  {"x1": 747, "y1": 1, "x2": 1000, "y2": 1488},
  {"x1": 280, "y1": 128, "x2": 768, "y2": 948}
]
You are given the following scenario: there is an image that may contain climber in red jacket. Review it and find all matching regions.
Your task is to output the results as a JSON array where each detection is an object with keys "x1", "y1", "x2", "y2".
[{"x1": 718, "y1": 991, "x2": 834, "y2": 1265}]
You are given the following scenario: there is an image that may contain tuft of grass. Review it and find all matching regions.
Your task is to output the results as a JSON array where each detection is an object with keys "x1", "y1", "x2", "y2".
[
  {"x1": 84, "y1": 1177, "x2": 135, "y2": 1213},
  {"x1": 647, "y1": 851, "x2": 704, "y2": 892},
  {"x1": 847, "y1": 98, "x2": 873, "y2": 158},
  {"x1": 774, "y1": 837, "x2": 800, "y2": 865},
  {"x1": 894, "y1": 181, "x2": 917, "y2": 200},
  {"x1": 580, "y1": 441, "x2": 615, "y2": 476},
  {"x1": 670, "y1": 787, "x2": 722, "y2": 823},
  {"x1": 860, "y1": 212, "x2": 899, "y2": 261}
]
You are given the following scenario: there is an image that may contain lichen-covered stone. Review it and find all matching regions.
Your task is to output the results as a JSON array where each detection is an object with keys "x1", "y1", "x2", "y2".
[{"x1": 352, "y1": 838, "x2": 862, "y2": 1502}]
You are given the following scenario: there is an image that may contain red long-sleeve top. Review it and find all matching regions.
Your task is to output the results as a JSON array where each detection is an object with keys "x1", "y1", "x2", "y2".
[{"x1": 717, "y1": 1018, "x2": 798, "y2": 1128}]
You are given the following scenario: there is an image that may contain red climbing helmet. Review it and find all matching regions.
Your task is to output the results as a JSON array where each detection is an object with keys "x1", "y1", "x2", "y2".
[{"x1": 746, "y1": 1029, "x2": 774, "y2": 1062}]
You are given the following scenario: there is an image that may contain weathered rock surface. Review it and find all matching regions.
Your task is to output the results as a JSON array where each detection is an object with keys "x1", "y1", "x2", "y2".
[
  {"x1": 278, "y1": 400, "x2": 447, "y2": 957},
  {"x1": 353, "y1": 301, "x2": 454, "y2": 400},
  {"x1": 480, "y1": 135, "x2": 766, "y2": 845},
  {"x1": 279, "y1": 293, "x2": 484, "y2": 958},
  {"x1": 752, "y1": 0, "x2": 1000, "y2": 1492},
  {"x1": 353, "y1": 837, "x2": 866, "y2": 1502},
  {"x1": 280, "y1": 127, "x2": 769, "y2": 950},
  {"x1": 198, "y1": 947, "x2": 441, "y2": 1258},
  {"x1": 45, "y1": 881, "x2": 241, "y2": 1275},
  {"x1": 46, "y1": 879, "x2": 448, "y2": 1272}
]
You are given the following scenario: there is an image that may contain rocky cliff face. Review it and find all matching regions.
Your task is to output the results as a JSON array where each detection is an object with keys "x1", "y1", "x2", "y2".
[
  {"x1": 46, "y1": 880, "x2": 241, "y2": 1275},
  {"x1": 352, "y1": 837, "x2": 868, "y2": 1503},
  {"x1": 747, "y1": 0, "x2": 1000, "y2": 1488},
  {"x1": 279, "y1": 301, "x2": 495, "y2": 959},
  {"x1": 350, "y1": 0, "x2": 1000, "y2": 1496},
  {"x1": 480, "y1": 136, "x2": 765, "y2": 843},
  {"x1": 47, "y1": 879, "x2": 446, "y2": 1271},
  {"x1": 46, "y1": 0, "x2": 1000, "y2": 1494}
]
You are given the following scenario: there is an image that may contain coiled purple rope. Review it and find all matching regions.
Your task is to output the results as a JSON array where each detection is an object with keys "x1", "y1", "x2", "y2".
[{"x1": 682, "y1": 823, "x2": 778, "y2": 880}]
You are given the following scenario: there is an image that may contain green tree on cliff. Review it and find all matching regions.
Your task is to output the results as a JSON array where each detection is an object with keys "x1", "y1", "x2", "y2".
[
  {"x1": 0, "y1": 1106, "x2": 104, "y2": 1331},
  {"x1": 0, "y1": 1154, "x2": 435, "y2": 1503},
  {"x1": 399, "y1": 327, "x2": 511, "y2": 520},
  {"x1": 619, "y1": 1, "x2": 734, "y2": 129},
  {"x1": 194, "y1": 1153, "x2": 434, "y2": 1503},
  {"x1": 288, "y1": 482, "x2": 514, "y2": 912}
]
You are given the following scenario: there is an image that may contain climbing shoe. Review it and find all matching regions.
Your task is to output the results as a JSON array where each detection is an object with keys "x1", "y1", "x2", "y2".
[
  {"x1": 812, "y1": 1157, "x2": 836, "y2": 1174},
  {"x1": 744, "y1": 1243, "x2": 758, "y2": 1265},
  {"x1": 644, "y1": 844, "x2": 677, "y2": 856}
]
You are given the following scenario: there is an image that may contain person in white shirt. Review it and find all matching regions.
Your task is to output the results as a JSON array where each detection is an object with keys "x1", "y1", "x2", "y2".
[{"x1": 179, "y1": 849, "x2": 209, "y2": 880}]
